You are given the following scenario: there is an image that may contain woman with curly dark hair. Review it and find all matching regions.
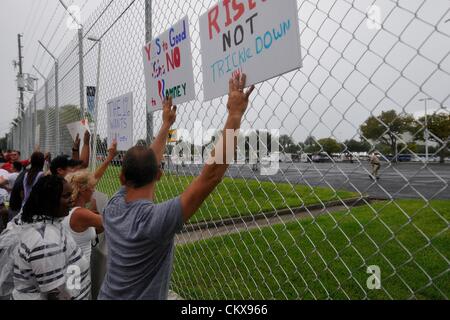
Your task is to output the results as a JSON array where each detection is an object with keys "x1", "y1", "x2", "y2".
[{"x1": 12, "y1": 175, "x2": 91, "y2": 300}]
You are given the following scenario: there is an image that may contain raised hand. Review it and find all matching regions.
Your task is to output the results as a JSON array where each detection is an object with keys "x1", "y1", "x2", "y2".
[
  {"x1": 162, "y1": 96, "x2": 177, "y2": 127},
  {"x1": 73, "y1": 134, "x2": 81, "y2": 151},
  {"x1": 227, "y1": 73, "x2": 255, "y2": 118},
  {"x1": 83, "y1": 130, "x2": 91, "y2": 146},
  {"x1": 107, "y1": 139, "x2": 118, "y2": 160}
]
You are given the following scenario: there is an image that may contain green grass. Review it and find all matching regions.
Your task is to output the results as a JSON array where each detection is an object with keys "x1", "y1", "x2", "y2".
[
  {"x1": 172, "y1": 200, "x2": 450, "y2": 300},
  {"x1": 96, "y1": 166, "x2": 359, "y2": 224}
]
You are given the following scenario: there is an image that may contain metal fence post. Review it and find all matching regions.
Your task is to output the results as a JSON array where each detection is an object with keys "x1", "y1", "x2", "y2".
[
  {"x1": 25, "y1": 112, "x2": 28, "y2": 155},
  {"x1": 145, "y1": 0, "x2": 153, "y2": 145},
  {"x1": 45, "y1": 80, "x2": 49, "y2": 153},
  {"x1": 55, "y1": 61, "x2": 60, "y2": 155},
  {"x1": 79, "y1": 28, "x2": 85, "y2": 119},
  {"x1": 90, "y1": 38, "x2": 102, "y2": 169},
  {"x1": 29, "y1": 101, "x2": 33, "y2": 156},
  {"x1": 33, "y1": 94, "x2": 37, "y2": 151}
]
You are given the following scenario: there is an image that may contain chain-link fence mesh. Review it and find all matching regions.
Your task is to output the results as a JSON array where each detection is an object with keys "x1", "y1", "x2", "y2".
[{"x1": 8, "y1": 0, "x2": 449, "y2": 300}]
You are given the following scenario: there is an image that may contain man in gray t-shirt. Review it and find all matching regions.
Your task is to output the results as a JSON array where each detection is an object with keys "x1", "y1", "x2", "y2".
[
  {"x1": 99, "y1": 74, "x2": 255, "y2": 300},
  {"x1": 99, "y1": 188, "x2": 183, "y2": 300}
]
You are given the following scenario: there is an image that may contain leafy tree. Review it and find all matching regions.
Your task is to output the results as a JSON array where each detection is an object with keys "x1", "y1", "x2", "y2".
[
  {"x1": 375, "y1": 143, "x2": 391, "y2": 155},
  {"x1": 304, "y1": 136, "x2": 316, "y2": 147},
  {"x1": 360, "y1": 110, "x2": 415, "y2": 159},
  {"x1": 279, "y1": 134, "x2": 300, "y2": 154},
  {"x1": 317, "y1": 138, "x2": 341, "y2": 155},
  {"x1": 344, "y1": 139, "x2": 371, "y2": 153},
  {"x1": 412, "y1": 112, "x2": 450, "y2": 163}
]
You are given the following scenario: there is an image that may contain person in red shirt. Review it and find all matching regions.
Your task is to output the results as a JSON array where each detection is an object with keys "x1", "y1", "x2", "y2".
[{"x1": 1, "y1": 150, "x2": 30, "y2": 172}]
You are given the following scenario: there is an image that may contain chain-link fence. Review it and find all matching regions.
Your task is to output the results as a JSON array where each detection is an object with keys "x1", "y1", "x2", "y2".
[{"x1": 8, "y1": 0, "x2": 449, "y2": 300}]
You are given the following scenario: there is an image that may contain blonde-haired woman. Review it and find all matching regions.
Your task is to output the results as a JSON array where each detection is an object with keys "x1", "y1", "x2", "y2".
[{"x1": 62, "y1": 142, "x2": 117, "y2": 264}]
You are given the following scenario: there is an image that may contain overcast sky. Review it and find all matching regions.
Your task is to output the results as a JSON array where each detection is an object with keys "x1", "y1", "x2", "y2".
[
  {"x1": 1, "y1": 0, "x2": 449, "y2": 146},
  {"x1": 0, "y1": 0, "x2": 102, "y2": 136}
]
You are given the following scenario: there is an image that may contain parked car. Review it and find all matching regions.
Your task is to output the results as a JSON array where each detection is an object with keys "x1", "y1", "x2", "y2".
[
  {"x1": 412, "y1": 154, "x2": 441, "y2": 163},
  {"x1": 311, "y1": 153, "x2": 332, "y2": 163},
  {"x1": 396, "y1": 154, "x2": 412, "y2": 162}
]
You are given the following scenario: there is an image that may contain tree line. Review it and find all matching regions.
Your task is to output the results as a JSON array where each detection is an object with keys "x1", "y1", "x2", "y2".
[
  {"x1": 279, "y1": 110, "x2": 450, "y2": 163},
  {"x1": 2, "y1": 107, "x2": 449, "y2": 163}
]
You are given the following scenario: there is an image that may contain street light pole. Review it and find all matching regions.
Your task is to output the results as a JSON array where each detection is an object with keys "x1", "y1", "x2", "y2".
[
  {"x1": 58, "y1": 0, "x2": 86, "y2": 118},
  {"x1": 419, "y1": 97, "x2": 433, "y2": 163}
]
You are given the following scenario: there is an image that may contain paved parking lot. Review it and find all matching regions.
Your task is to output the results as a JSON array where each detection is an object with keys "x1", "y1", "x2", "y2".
[{"x1": 165, "y1": 162, "x2": 450, "y2": 200}]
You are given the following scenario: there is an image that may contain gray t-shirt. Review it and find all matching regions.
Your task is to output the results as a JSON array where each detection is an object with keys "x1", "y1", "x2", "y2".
[{"x1": 98, "y1": 187, "x2": 183, "y2": 300}]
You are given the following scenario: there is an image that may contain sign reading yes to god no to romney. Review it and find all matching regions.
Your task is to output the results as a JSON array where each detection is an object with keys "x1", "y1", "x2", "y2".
[
  {"x1": 107, "y1": 92, "x2": 133, "y2": 151},
  {"x1": 143, "y1": 16, "x2": 196, "y2": 112},
  {"x1": 200, "y1": 0, "x2": 302, "y2": 101}
]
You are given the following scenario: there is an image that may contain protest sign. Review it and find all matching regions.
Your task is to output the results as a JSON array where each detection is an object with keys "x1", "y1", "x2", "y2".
[
  {"x1": 66, "y1": 119, "x2": 90, "y2": 151},
  {"x1": 107, "y1": 92, "x2": 133, "y2": 151},
  {"x1": 199, "y1": 0, "x2": 302, "y2": 101},
  {"x1": 143, "y1": 16, "x2": 196, "y2": 112}
]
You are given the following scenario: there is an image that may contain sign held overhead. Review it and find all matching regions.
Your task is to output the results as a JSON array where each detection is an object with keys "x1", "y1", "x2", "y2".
[
  {"x1": 199, "y1": 0, "x2": 302, "y2": 101},
  {"x1": 107, "y1": 92, "x2": 133, "y2": 151},
  {"x1": 143, "y1": 16, "x2": 196, "y2": 112}
]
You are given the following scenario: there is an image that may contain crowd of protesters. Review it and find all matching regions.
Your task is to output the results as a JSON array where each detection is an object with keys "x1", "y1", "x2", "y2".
[{"x1": 0, "y1": 74, "x2": 255, "y2": 300}]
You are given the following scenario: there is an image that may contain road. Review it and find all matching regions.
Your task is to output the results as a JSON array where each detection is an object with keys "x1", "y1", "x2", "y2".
[{"x1": 164, "y1": 161, "x2": 450, "y2": 200}]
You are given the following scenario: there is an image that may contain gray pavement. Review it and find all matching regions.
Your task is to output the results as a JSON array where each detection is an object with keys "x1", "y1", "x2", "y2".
[{"x1": 165, "y1": 162, "x2": 450, "y2": 200}]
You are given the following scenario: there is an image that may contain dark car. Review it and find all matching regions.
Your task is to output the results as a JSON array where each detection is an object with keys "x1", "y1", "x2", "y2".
[
  {"x1": 385, "y1": 154, "x2": 412, "y2": 162},
  {"x1": 311, "y1": 153, "x2": 332, "y2": 163}
]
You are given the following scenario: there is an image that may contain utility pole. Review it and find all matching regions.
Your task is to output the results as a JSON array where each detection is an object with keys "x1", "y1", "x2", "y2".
[
  {"x1": 17, "y1": 34, "x2": 24, "y2": 118},
  {"x1": 145, "y1": 0, "x2": 153, "y2": 145},
  {"x1": 15, "y1": 34, "x2": 25, "y2": 155}
]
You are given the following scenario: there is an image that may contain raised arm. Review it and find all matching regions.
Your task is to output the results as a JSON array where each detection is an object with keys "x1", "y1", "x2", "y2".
[
  {"x1": 150, "y1": 97, "x2": 177, "y2": 165},
  {"x1": 180, "y1": 74, "x2": 255, "y2": 222},
  {"x1": 94, "y1": 140, "x2": 118, "y2": 182},
  {"x1": 70, "y1": 207, "x2": 104, "y2": 234},
  {"x1": 80, "y1": 131, "x2": 90, "y2": 169},
  {"x1": 72, "y1": 134, "x2": 81, "y2": 161}
]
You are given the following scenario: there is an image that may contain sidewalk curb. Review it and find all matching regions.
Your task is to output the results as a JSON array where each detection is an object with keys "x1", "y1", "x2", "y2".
[{"x1": 181, "y1": 197, "x2": 374, "y2": 234}]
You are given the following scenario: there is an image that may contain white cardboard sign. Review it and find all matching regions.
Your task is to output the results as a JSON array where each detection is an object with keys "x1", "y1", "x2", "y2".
[
  {"x1": 66, "y1": 119, "x2": 90, "y2": 151},
  {"x1": 199, "y1": 0, "x2": 302, "y2": 101},
  {"x1": 107, "y1": 92, "x2": 133, "y2": 151},
  {"x1": 143, "y1": 16, "x2": 196, "y2": 112}
]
